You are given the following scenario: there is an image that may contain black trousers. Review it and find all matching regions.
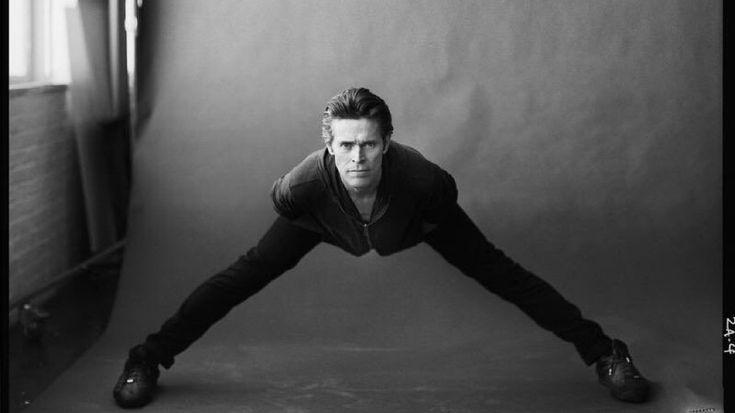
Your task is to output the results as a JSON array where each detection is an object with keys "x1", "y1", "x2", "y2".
[{"x1": 136, "y1": 205, "x2": 612, "y2": 369}]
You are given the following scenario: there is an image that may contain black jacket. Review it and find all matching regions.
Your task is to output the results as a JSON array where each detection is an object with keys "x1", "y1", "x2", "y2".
[{"x1": 271, "y1": 141, "x2": 458, "y2": 256}]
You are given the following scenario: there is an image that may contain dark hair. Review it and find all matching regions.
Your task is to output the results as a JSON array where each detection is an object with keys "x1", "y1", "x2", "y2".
[{"x1": 321, "y1": 87, "x2": 393, "y2": 144}]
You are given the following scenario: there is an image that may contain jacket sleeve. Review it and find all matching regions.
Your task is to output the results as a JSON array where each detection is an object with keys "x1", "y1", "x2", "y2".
[
  {"x1": 422, "y1": 167, "x2": 459, "y2": 224},
  {"x1": 270, "y1": 173, "x2": 303, "y2": 219}
]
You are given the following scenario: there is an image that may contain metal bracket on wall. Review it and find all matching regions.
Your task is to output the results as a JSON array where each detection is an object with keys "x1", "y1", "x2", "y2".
[{"x1": 19, "y1": 303, "x2": 51, "y2": 341}]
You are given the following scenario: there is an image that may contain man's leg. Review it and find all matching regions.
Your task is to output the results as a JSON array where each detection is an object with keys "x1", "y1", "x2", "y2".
[
  {"x1": 113, "y1": 216, "x2": 321, "y2": 408},
  {"x1": 135, "y1": 216, "x2": 321, "y2": 368},
  {"x1": 423, "y1": 204, "x2": 650, "y2": 402},
  {"x1": 424, "y1": 204, "x2": 611, "y2": 365}
]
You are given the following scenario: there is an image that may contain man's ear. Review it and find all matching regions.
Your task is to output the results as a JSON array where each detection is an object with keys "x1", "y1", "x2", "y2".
[
  {"x1": 326, "y1": 140, "x2": 334, "y2": 155},
  {"x1": 383, "y1": 135, "x2": 392, "y2": 154}
]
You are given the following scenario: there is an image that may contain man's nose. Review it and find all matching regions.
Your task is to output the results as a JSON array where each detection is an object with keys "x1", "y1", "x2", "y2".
[{"x1": 351, "y1": 145, "x2": 365, "y2": 162}]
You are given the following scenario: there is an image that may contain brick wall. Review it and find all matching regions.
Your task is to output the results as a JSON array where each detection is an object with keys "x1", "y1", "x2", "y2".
[{"x1": 9, "y1": 84, "x2": 90, "y2": 306}]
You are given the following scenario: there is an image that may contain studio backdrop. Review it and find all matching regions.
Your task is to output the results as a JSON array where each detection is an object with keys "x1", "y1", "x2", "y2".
[{"x1": 109, "y1": 0, "x2": 720, "y2": 378}]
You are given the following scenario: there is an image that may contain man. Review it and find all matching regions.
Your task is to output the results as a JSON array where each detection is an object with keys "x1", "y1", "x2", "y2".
[{"x1": 113, "y1": 87, "x2": 651, "y2": 408}]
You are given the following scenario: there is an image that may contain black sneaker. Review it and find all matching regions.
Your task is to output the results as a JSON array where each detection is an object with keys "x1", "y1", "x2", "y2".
[
  {"x1": 113, "y1": 351, "x2": 160, "y2": 408},
  {"x1": 595, "y1": 339, "x2": 650, "y2": 403}
]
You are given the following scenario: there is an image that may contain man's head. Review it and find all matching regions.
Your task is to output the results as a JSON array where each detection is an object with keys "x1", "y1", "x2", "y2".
[{"x1": 322, "y1": 88, "x2": 393, "y2": 194}]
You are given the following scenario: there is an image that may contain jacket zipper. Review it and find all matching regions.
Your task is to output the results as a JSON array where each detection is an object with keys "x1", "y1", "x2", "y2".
[
  {"x1": 360, "y1": 199, "x2": 390, "y2": 252},
  {"x1": 332, "y1": 194, "x2": 389, "y2": 253},
  {"x1": 362, "y1": 223, "x2": 374, "y2": 250}
]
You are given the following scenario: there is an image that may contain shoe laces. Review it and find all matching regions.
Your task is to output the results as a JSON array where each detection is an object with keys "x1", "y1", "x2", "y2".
[
  {"x1": 609, "y1": 355, "x2": 642, "y2": 379},
  {"x1": 123, "y1": 361, "x2": 158, "y2": 384},
  {"x1": 601, "y1": 342, "x2": 642, "y2": 379}
]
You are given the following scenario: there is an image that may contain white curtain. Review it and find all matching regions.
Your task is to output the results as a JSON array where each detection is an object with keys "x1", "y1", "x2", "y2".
[{"x1": 66, "y1": 0, "x2": 130, "y2": 252}]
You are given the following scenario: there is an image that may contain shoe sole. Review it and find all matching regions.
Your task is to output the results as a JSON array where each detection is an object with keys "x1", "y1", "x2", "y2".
[{"x1": 600, "y1": 379, "x2": 649, "y2": 403}]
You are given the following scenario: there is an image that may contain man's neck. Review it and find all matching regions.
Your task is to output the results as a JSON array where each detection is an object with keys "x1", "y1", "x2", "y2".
[
  {"x1": 341, "y1": 177, "x2": 379, "y2": 223},
  {"x1": 345, "y1": 184, "x2": 378, "y2": 200},
  {"x1": 347, "y1": 186, "x2": 377, "y2": 222}
]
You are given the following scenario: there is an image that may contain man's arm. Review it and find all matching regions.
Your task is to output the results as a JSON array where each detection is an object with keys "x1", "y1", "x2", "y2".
[{"x1": 421, "y1": 166, "x2": 459, "y2": 228}]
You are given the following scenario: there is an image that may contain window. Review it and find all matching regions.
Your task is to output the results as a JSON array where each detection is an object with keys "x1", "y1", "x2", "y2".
[{"x1": 9, "y1": 0, "x2": 77, "y2": 87}]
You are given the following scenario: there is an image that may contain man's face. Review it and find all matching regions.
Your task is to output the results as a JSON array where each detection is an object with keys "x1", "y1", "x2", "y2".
[{"x1": 327, "y1": 118, "x2": 390, "y2": 194}]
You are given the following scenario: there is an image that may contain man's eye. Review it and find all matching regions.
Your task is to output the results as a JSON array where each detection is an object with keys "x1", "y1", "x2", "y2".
[
  {"x1": 365, "y1": 142, "x2": 376, "y2": 148},
  {"x1": 341, "y1": 142, "x2": 352, "y2": 148}
]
